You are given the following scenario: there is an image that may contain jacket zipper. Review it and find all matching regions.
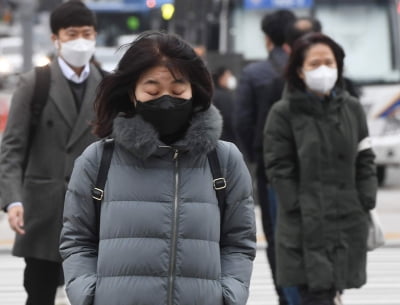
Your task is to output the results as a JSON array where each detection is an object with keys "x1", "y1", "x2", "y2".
[{"x1": 168, "y1": 149, "x2": 179, "y2": 305}]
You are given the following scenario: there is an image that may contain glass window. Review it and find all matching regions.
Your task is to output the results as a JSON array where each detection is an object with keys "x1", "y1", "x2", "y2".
[{"x1": 315, "y1": 2, "x2": 400, "y2": 83}]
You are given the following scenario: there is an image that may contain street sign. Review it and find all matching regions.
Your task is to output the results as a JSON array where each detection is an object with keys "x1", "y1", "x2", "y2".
[
  {"x1": 244, "y1": 0, "x2": 313, "y2": 10},
  {"x1": 123, "y1": 0, "x2": 173, "y2": 7}
]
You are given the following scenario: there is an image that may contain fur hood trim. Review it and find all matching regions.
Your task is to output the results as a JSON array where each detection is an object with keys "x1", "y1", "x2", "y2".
[{"x1": 112, "y1": 105, "x2": 223, "y2": 159}]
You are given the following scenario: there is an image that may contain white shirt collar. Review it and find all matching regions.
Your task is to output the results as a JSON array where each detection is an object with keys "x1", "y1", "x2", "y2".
[{"x1": 57, "y1": 56, "x2": 90, "y2": 84}]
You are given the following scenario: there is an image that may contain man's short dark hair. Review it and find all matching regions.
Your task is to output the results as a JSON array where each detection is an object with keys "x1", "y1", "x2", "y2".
[
  {"x1": 50, "y1": 0, "x2": 97, "y2": 35},
  {"x1": 285, "y1": 17, "x2": 322, "y2": 48},
  {"x1": 261, "y1": 9, "x2": 296, "y2": 47}
]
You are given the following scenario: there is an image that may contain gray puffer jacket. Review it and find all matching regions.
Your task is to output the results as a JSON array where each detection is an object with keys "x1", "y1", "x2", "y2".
[{"x1": 60, "y1": 105, "x2": 256, "y2": 305}]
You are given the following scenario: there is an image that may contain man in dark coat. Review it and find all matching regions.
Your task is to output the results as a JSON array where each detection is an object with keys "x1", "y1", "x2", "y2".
[
  {"x1": 0, "y1": 2, "x2": 101, "y2": 304},
  {"x1": 234, "y1": 9, "x2": 296, "y2": 305},
  {"x1": 212, "y1": 66, "x2": 237, "y2": 144}
]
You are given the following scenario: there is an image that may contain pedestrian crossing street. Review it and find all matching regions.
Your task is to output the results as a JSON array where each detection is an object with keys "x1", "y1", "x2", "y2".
[{"x1": 0, "y1": 247, "x2": 399, "y2": 305}]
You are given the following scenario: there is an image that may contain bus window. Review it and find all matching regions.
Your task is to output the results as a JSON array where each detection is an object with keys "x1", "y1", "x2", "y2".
[{"x1": 315, "y1": 1, "x2": 400, "y2": 84}]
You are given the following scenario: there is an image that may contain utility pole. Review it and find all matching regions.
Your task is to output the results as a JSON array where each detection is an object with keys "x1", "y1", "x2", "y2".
[
  {"x1": 19, "y1": 0, "x2": 37, "y2": 72},
  {"x1": 218, "y1": 0, "x2": 229, "y2": 54},
  {"x1": 173, "y1": 0, "x2": 214, "y2": 47}
]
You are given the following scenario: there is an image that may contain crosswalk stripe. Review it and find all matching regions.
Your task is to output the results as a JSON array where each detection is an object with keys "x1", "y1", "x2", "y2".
[{"x1": 248, "y1": 247, "x2": 400, "y2": 305}]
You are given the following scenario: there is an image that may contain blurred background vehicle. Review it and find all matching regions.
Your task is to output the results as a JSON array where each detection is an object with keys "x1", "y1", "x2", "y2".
[
  {"x1": 93, "y1": 46, "x2": 125, "y2": 72},
  {"x1": 311, "y1": 0, "x2": 400, "y2": 186},
  {"x1": 228, "y1": 0, "x2": 400, "y2": 186},
  {"x1": 0, "y1": 91, "x2": 11, "y2": 142},
  {"x1": 0, "y1": 36, "x2": 51, "y2": 88}
]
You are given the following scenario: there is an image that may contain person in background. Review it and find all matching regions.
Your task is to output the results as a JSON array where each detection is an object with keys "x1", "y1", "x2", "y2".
[
  {"x1": 235, "y1": 9, "x2": 297, "y2": 305},
  {"x1": 0, "y1": 1, "x2": 101, "y2": 304},
  {"x1": 59, "y1": 31, "x2": 256, "y2": 305},
  {"x1": 284, "y1": 16, "x2": 361, "y2": 99},
  {"x1": 194, "y1": 44, "x2": 207, "y2": 60},
  {"x1": 263, "y1": 32, "x2": 377, "y2": 305},
  {"x1": 284, "y1": 16, "x2": 322, "y2": 50},
  {"x1": 212, "y1": 66, "x2": 237, "y2": 143}
]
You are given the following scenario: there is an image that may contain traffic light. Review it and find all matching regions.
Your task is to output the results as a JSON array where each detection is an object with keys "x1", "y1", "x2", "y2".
[
  {"x1": 127, "y1": 15, "x2": 140, "y2": 31},
  {"x1": 161, "y1": 3, "x2": 174, "y2": 21},
  {"x1": 146, "y1": 0, "x2": 156, "y2": 9}
]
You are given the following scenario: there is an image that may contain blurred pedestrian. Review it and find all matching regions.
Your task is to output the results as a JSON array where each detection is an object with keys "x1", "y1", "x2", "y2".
[
  {"x1": 59, "y1": 31, "x2": 256, "y2": 305},
  {"x1": 263, "y1": 32, "x2": 377, "y2": 305},
  {"x1": 285, "y1": 16, "x2": 361, "y2": 99},
  {"x1": 194, "y1": 44, "x2": 207, "y2": 59},
  {"x1": 0, "y1": 1, "x2": 102, "y2": 304},
  {"x1": 212, "y1": 66, "x2": 237, "y2": 143},
  {"x1": 235, "y1": 9, "x2": 297, "y2": 305},
  {"x1": 284, "y1": 16, "x2": 322, "y2": 50}
]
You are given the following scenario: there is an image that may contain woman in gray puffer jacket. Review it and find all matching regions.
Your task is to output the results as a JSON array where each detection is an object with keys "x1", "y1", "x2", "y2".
[{"x1": 59, "y1": 31, "x2": 256, "y2": 305}]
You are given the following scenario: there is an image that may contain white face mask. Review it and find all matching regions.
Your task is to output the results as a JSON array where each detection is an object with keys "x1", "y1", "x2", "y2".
[
  {"x1": 56, "y1": 38, "x2": 96, "y2": 67},
  {"x1": 226, "y1": 76, "x2": 237, "y2": 90},
  {"x1": 303, "y1": 65, "x2": 338, "y2": 94}
]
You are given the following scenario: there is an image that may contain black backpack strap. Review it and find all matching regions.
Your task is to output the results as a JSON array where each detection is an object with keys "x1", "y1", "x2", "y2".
[
  {"x1": 23, "y1": 65, "x2": 51, "y2": 170},
  {"x1": 207, "y1": 148, "x2": 227, "y2": 225},
  {"x1": 31, "y1": 65, "x2": 51, "y2": 126},
  {"x1": 92, "y1": 138, "x2": 115, "y2": 234}
]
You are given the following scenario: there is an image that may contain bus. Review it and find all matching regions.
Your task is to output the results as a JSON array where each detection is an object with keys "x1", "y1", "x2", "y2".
[
  {"x1": 85, "y1": 0, "x2": 173, "y2": 46},
  {"x1": 313, "y1": 0, "x2": 400, "y2": 185},
  {"x1": 233, "y1": 0, "x2": 400, "y2": 185}
]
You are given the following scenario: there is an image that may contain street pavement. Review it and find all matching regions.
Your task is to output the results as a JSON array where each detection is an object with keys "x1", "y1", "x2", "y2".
[
  {"x1": 0, "y1": 239, "x2": 399, "y2": 305},
  {"x1": 0, "y1": 138, "x2": 399, "y2": 304},
  {"x1": 249, "y1": 247, "x2": 400, "y2": 305}
]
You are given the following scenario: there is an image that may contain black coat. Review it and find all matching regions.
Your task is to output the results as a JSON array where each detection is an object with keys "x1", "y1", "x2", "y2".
[
  {"x1": 213, "y1": 87, "x2": 236, "y2": 144},
  {"x1": 263, "y1": 88, "x2": 377, "y2": 290},
  {"x1": 235, "y1": 47, "x2": 288, "y2": 162}
]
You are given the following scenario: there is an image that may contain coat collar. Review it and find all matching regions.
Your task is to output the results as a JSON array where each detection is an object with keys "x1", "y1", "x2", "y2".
[
  {"x1": 268, "y1": 47, "x2": 288, "y2": 74},
  {"x1": 112, "y1": 105, "x2": 223, "y2": 160},
  {"x1": 287, "y1": 87, "x2": 349, "y2": 116}
]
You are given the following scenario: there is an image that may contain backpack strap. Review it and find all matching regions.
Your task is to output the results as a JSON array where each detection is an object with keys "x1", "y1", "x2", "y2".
[
  {"x1": 23, "y1": 65, "x2": 51, "y2": 170},
  {"x1": 207, "y1": 148, "x2": 227, "y2": 226},
  {"x1": 92, "y1": 138, "x2": 115, "y2": 234},
  {"x1": 23, "y1": 64, "x2": 107, "y2": 171},
  {"x1": 91, "y1": 143, "x2": 224, "y2": 235}
]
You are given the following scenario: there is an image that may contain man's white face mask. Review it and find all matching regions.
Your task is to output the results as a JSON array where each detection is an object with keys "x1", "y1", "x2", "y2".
[
  {"x1": 56, "y1": 38, "x2": 95, "y2": 67},
  {"x1": 226, "y1": 75, "x2": 237, "y2": 90},
  {"x1": 303, "y1": 65, "x2": 338, "y2": 94}
]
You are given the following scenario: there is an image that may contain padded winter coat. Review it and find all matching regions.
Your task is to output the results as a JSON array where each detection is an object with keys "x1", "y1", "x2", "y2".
[
  {"x1": 263, "y1": 88, "x2": 377, "y2": 291},
  {"x1": 60, "y1": 105, "x2": 256, "y2": 305}
]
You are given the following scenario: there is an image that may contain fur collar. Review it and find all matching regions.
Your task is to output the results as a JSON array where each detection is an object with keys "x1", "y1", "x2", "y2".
[{"x1": 112, "y1": 105, "x2": 223, "y2": 160}]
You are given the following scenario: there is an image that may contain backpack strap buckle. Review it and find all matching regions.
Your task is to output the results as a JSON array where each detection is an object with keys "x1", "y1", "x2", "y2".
[
  {"x1": 92, "y1": 187, "x2": 104, "y2": 201},
  {"x1": 213, "y1": 177, "x2": 227, "y2": 190}
]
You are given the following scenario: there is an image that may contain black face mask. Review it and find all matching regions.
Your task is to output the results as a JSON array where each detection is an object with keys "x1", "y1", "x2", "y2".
[{"x1": 135, "y1": 95, "x2": 193, "y2": 141}]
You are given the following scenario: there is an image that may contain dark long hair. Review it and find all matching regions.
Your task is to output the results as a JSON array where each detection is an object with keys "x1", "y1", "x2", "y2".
[
  {"x1": 286, "y1": 32, "x2": 345, "y2": 92},
  {"x1": 93, "y1": 31, "x2": 213, "y2": 138}
]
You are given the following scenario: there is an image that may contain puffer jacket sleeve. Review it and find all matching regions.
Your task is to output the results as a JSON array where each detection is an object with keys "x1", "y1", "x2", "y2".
[
  {"x1": 354, "y1": 102, "x2": 377, "y2": 210},
  {"x1": 219, "y1": 142, "x2": 256, "y2": 305},
  {"x1": 60, "y1": 143, "x2": 101, "y2": 305},
  {"x1": 263, "y1": 103, "x2": 299, "y2": 212}
]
